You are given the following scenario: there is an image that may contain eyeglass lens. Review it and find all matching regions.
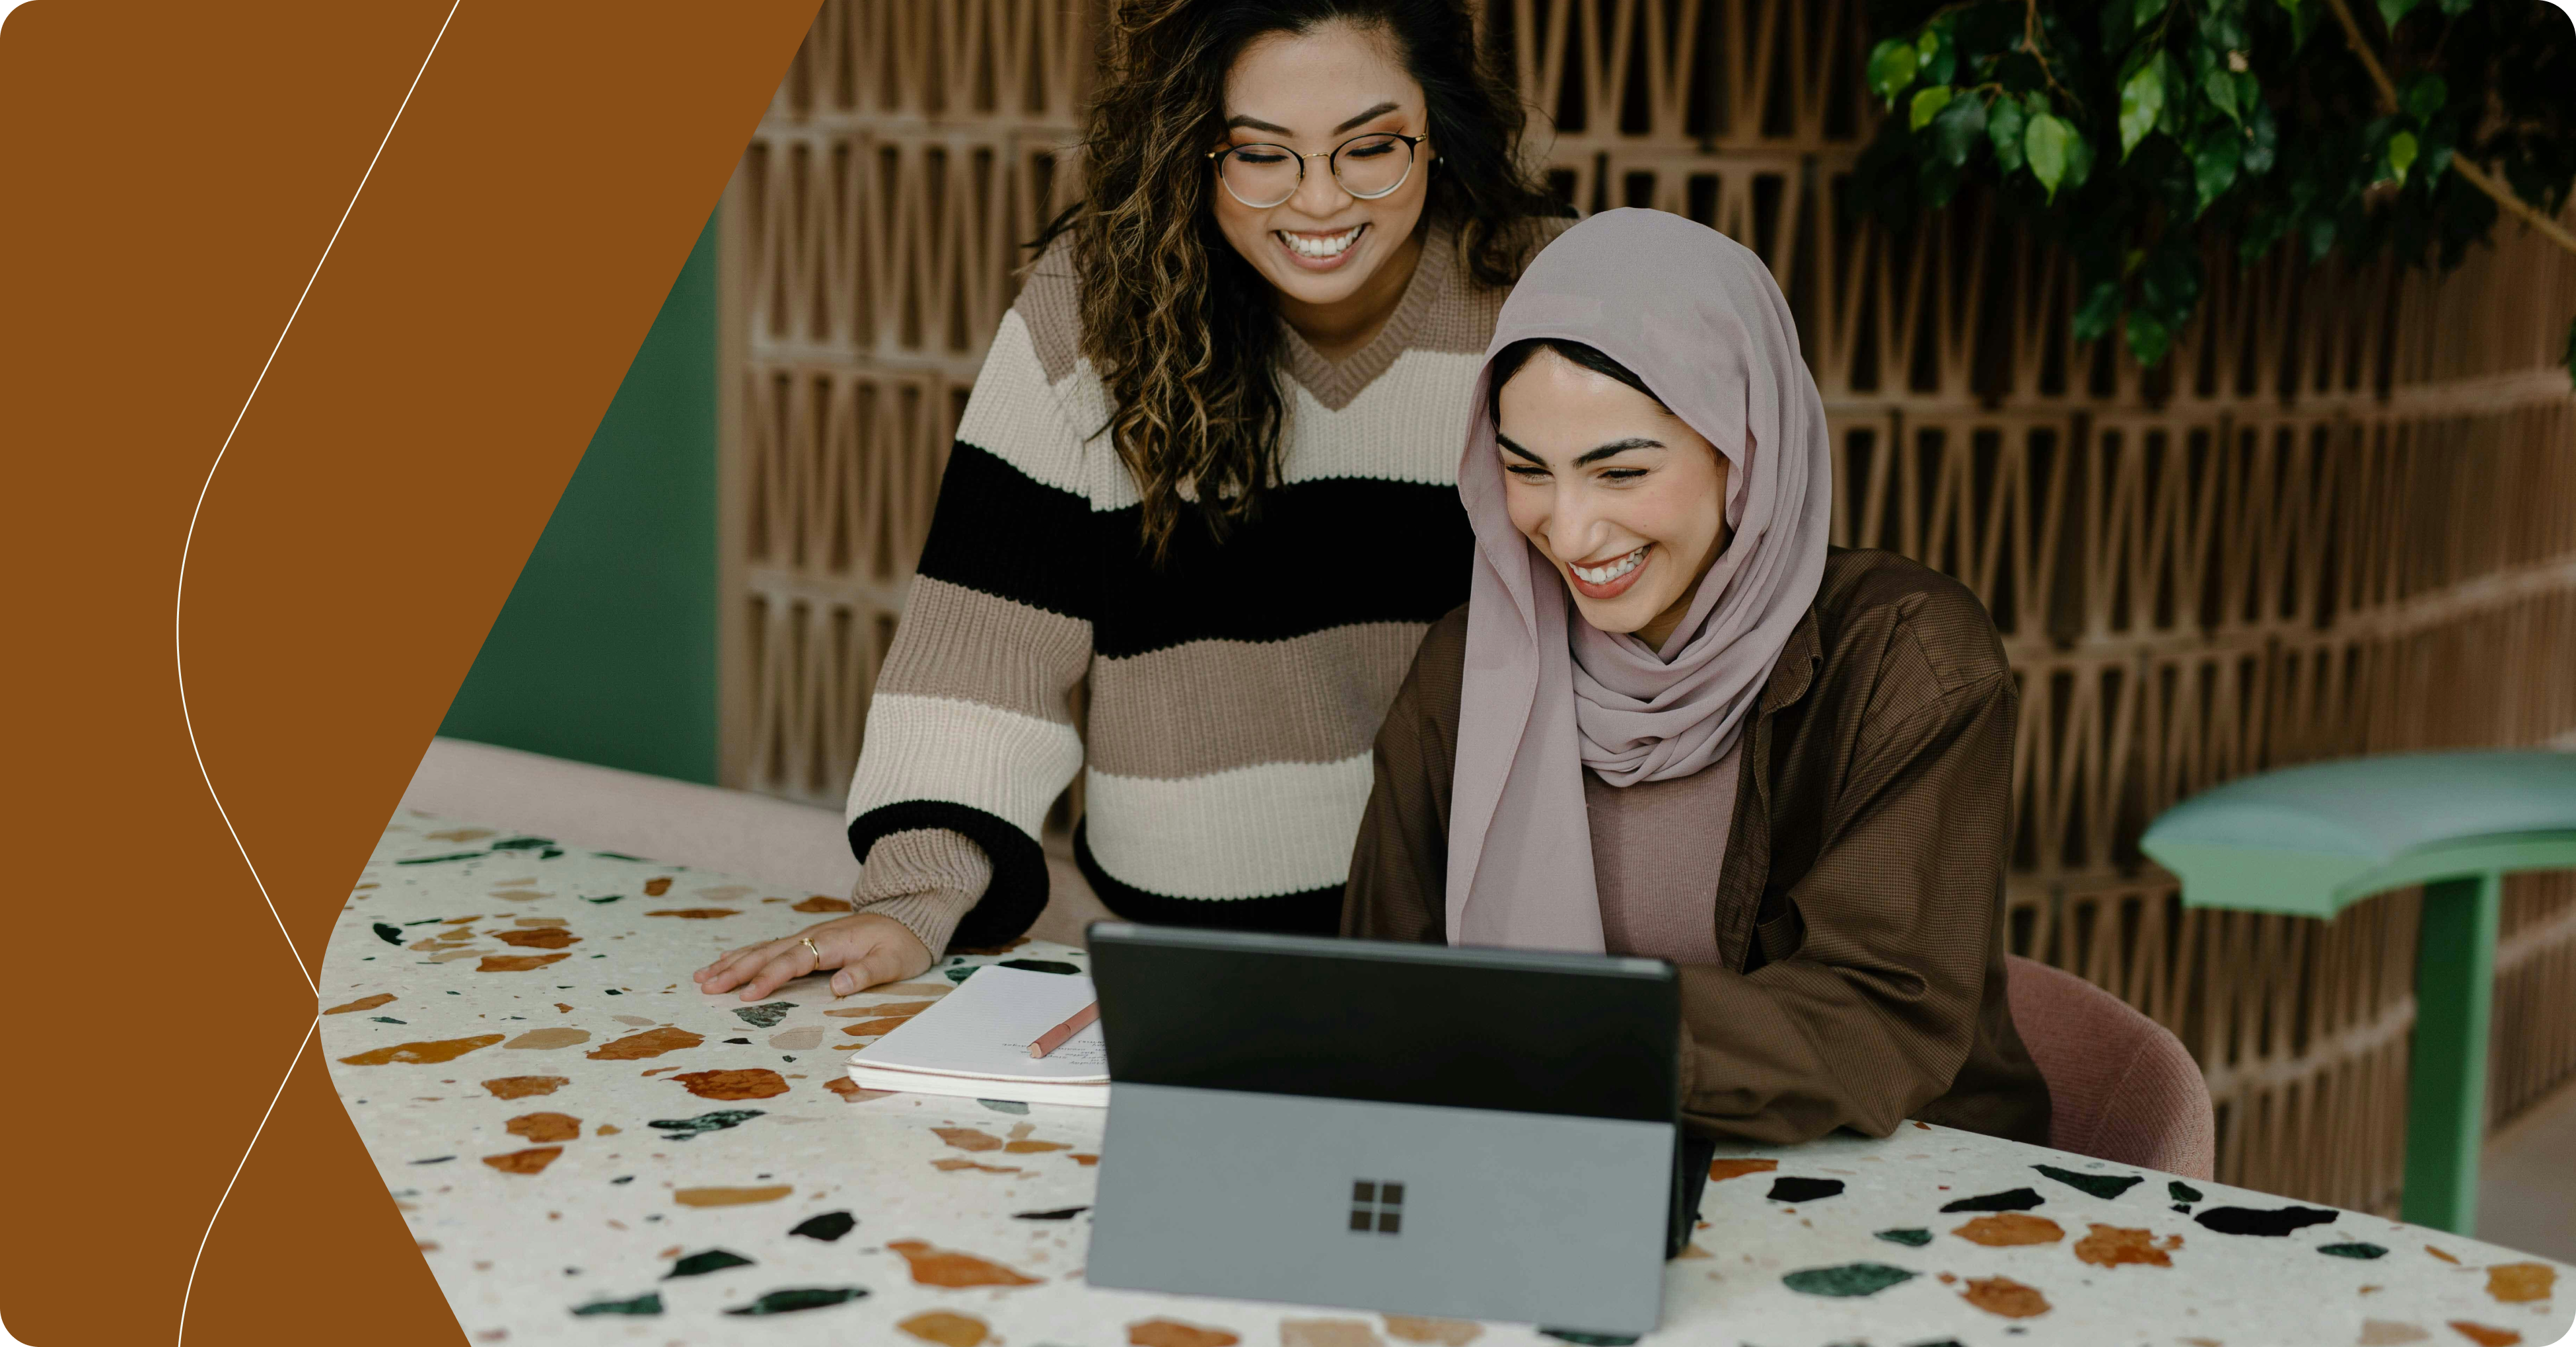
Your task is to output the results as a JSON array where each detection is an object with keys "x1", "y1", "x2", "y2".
[{"x1": 1219, "y1": 134, "x2": 1415, "y2": 208}]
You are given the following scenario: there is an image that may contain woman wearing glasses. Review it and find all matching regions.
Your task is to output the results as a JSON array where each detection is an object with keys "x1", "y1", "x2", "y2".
[{"x1": 697, "y1": 0, "x2": 1565, "y2": 1001}]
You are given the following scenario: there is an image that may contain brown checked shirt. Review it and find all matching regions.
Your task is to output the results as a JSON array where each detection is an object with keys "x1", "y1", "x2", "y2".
[{"x1": 1342, "y1": 547, "x2": 2052, "y2": 1147}]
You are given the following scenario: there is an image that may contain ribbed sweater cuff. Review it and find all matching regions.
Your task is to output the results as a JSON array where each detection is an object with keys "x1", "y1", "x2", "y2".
[{"x1": 851, "y1": 828, "x2": 993, "y2": 957}]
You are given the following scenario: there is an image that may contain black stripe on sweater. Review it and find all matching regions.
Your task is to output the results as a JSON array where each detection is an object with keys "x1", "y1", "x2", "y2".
[
  {"x1": 1073, "y1": 819, "x2": 1343, "y2": 936},
  {"x1": 925, "y1": 440, "x2": 1474, "y2": 655},
  {"x1": 1089, "y1": 479, "x2": 1474, "y2": 658},
  {"x1": 919, "y1": 442, "x2": 1096, "y2": 623},
  {"x1": 848, "y1": 800, "x2": 1049, "y2": 951}
]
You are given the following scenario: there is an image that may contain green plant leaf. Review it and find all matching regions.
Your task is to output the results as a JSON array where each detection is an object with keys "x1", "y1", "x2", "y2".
[
  {"x1": 1932, "y1": 93, "x2": 1988, "y2": 167},
  {"x1": 2136, "y1": 0, "x2": 2171, "y2": 30},
  {"x1": 2385, "y1": 130, "x2": 2418, "y2": 185},
  {"x1": 1867, "y1": 38, "x2": 1919, "y2": 105},
  {"x1": 2125, "y1": 308, "x2": 2174, "y2": 365},
  {"x1": 2194, "y1": 129, "x2": 2244, "y2": 213},
  {"x1": 2205, "y1": 67, "x2": 2242, "y2": 122},
  {"x1": 2377, "y1": 0, "x2": 2421, "y2": 30},
  {"x1": 1918, "y1": 24, "x2": 1957, "y2": 85},
  {"x1": 2074, "y1": 281, "x2": 2124, "y2": 343},
  {"x1": 1910, "y1": 85, "x2": 1954, "y2": 132},
  {"x1": 2026, "y1": 113, "x2": 2073, "y2": 199},
  {"x1": 2120, "y1": 61, "x2": 2167, "y2": 159},
  {"x1": 2401, "y1": 73, "x2": 2447, "y2": 122},
  {"x1": 2063, "y1": 123, "x2": 2096, "y2": 192},
  {"x1": 2305, "y1": 212, "x2": 2337, "y2": 261},
  {"x1": 2199, "y1": 3, "x2": 2247, "y2": 52},
  {"x1": 2421, "y1": 119, "x2": 2456, "y2": 183},
  {"x1": 2437, "y1": 0, "x2": 2471, "y2": 13},
  {"x1": 1989, "y1": 95, "x2": 2029, "y2": 173},
  {"x1": 2244, "y1": 100, "x2": 2279, "y2": 175}
]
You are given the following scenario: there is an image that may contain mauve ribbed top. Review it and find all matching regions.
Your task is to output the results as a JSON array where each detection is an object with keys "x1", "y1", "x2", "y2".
[{"x1": 1580, "y1": 738, "x2": 1743, "y2": 965}]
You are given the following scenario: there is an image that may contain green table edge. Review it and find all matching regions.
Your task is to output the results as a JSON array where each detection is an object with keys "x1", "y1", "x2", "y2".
[
  {"x1": 2142, "y1": 828, "x2": 2576, "y2": 1235},
  {"x1": 2141, "y1": 829, "x2": 2576, "y2": 919}
]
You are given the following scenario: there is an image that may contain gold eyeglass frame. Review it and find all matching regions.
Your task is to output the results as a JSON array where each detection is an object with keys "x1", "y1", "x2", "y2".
[{"x1": 1204, "y1": 132, "x2": 1431, "y2": 209}]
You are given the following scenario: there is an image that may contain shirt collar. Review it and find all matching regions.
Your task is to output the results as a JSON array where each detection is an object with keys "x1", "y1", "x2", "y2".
[{"x1": 1758, "y1": 606, "x2": 1822, "y2": 715}]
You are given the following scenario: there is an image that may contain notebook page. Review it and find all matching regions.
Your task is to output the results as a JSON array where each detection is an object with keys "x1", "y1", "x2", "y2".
[{"x1": 849, "y1": 965, "x2": 1107, "y2": 1083}]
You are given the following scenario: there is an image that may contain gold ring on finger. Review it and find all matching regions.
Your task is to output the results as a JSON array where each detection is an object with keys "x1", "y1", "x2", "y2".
[{"x1": 800, "y1": 936, "x2": 824, "y2": 965}]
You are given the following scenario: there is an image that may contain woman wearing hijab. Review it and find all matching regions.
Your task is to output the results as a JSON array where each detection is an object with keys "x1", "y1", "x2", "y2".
[{"x1": 1342, "y1": 209, "x2": 2050, "y2": 1146}]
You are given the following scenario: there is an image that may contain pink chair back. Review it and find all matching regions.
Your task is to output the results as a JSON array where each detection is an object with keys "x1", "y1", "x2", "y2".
[{"x1": 2004, "y1": 955, "x2": 2216, "y2": 1180}]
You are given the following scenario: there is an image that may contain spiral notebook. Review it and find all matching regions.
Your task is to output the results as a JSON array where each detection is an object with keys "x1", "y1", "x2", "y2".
[{"x1": 843, "y1": 965, "x2": 1109, "y2": 1107}]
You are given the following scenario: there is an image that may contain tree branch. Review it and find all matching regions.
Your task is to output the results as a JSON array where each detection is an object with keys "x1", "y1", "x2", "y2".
[
  {"x1": 2317, "y1": 0, "x2": 2576, "y2": 257},
  {"x1": 2451, "y1": 155, "x2": 2576, "y2": 257},
  {"x1": 2022, "y1": 0, "x2": 2075, "y2": 110}
]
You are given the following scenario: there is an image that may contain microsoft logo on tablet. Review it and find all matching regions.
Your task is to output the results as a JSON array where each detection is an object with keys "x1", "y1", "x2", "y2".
[{"x1": 1348, "y1": 1179, "x2": 1404, "y2": 1235}]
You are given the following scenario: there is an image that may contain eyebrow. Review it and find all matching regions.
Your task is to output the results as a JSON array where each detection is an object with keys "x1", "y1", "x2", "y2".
[
  {"x1": 1224, "y1": 101, "x2": 1404, "y2": 138},
  {"x1": 1334, "y1": 101, "x2": 1402, "y2": 134},
  {"x1": 1496, "y1": 432, "x2": 1666, "y2": 467},
  {"x1": 1576, "y1": 437, "x2": 1664, "y2": 465}
]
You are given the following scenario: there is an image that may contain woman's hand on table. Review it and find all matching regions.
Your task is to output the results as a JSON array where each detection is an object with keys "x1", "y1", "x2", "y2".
[{"x1": 692, "y1": 914, "x2": 934, "y2": 1000}]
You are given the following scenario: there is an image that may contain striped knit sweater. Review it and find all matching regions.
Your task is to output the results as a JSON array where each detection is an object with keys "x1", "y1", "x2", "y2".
[{"x1": 841, "y1": 220, "x2": 1535, "y2": 953}]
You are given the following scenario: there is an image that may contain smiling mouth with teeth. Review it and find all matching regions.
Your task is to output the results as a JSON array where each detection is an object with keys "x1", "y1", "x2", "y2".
[
  {"x1": 1571, "y1": 545, "x2": 1649, "y2": 586},
  {"x1": 1277, "y1": 224, "x2": 1365, "y2": 259}
]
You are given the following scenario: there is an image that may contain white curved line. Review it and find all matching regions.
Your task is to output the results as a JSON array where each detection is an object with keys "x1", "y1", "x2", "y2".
[
  {"x1": 173, "y1": 0, "x2": 462, "y2": 996},
  {"x1": 175, "y1": 5, "x2": 462, "y2": 1344},
  {"x1": 177, "y1": 1016, "x2": 318, "y2": 1345}
]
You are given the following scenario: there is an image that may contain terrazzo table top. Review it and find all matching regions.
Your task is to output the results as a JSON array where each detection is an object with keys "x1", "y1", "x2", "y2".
[{"x1": 324, "y1": 811, "x2": 2573, "y2": 1347}]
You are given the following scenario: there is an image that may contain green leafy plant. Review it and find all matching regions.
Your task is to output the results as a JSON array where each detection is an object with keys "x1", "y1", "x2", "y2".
[{"x1": 1852, "y1": 0, "x2": 2576, "y2": 380}]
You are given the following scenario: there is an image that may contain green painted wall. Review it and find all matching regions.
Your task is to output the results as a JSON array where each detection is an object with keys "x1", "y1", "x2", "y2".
[{"x1": 438, "y1": 213, "x2": 718, "y2": 784}]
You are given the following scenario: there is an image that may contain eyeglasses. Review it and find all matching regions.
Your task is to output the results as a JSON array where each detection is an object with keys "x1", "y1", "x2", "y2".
[{"x1": 1205, "y1": 132, "x2": 1429, "y2": 209}]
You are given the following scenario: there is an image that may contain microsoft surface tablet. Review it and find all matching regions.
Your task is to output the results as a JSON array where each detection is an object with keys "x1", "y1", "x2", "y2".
[{"x1": 1083, "y1": 924, "x2": 1684, "y2": 1337}]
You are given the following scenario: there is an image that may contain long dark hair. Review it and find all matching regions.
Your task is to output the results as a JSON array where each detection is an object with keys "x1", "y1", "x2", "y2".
[{"x1": 1039, "y1": 0, "x2": 1559, "y2": 563}]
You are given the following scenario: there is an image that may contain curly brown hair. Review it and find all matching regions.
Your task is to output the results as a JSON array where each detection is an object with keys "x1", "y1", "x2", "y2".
[{"x1": 1036, "y1": 0, "x2": 1560, "y2": 563}]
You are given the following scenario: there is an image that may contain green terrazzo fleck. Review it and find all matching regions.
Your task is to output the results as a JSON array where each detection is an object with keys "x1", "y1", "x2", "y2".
[
  {"x1": 664, "y1": 1249, "x2": 754, "y2": 1278},
  {"x1": 1875, "y1": 1227, "x2": 1934, "y2": 1247},
  {"x1": 571, "y1": 1292, "x2": 662, "y2": 1317},
  {"x1": 648, "y1": 1110, "x2": 766, "y2": 1140},
  {"x1": 721, "y1": 1287, "x2": 867, "y2": 1315},
  {"x1": 1782, "y1": 1262, "x2": 1918, "y2": 1297},
  {"x1": 733, "y1": 1001, "x2": 796, "y2": 1028}
]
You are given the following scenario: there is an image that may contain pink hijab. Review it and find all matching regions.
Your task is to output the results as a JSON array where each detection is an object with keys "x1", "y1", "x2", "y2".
[{"x1": 1446, "y1": 209, "x2": 1832, "y2": 951}]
